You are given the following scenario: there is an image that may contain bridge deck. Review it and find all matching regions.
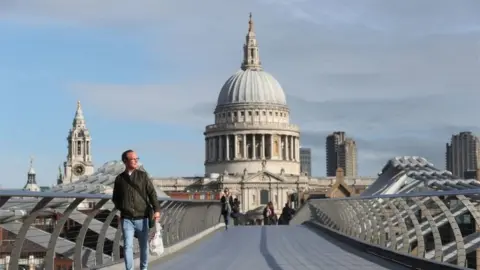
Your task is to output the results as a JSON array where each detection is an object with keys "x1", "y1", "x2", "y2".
[{"x1": 152, "y1": 225, "x2": 409, "y2": 270}]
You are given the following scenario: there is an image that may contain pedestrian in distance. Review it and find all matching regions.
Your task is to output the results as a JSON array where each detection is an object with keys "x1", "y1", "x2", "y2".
[
  {"x1": 220, "y1": 188, "x2": 234, "y2": 230},
  {"x1": 112, "y1": 150, "x2": 161, "y2": 270}
]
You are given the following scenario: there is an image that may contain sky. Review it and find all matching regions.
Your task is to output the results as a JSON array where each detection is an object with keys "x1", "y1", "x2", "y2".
[{"x1": 2, "y1": 0, "x2": 480, "y2": 188}]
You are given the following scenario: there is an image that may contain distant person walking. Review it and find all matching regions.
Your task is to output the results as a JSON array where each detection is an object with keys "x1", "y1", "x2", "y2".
[
  {"x1": 279, "y1": 202, "x2": 294, "y2": 225},
  {"x1": 112, "y1": 150, "x2": 161, "y2": 270},
  {"x1": 263, "y1": 202, "x2": 277, "y2": 225},
  {"x1": 220, "y1": 188, "x2": 233, "y2": 230}
]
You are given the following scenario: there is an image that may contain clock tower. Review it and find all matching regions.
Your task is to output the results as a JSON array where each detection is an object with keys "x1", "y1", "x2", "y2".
[{"x1": 63, "y1": 101, "x2": 95, "y2": 183}]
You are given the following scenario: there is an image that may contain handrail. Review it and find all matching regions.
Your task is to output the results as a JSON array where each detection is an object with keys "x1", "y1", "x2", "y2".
[
  {"x1": 0, "y1": 190, "x2": 219, "y2": 203},
  {"x1": 0, "y1": 191, "x2": 223, "y2": 269},
  {"x1": 309, "y1": 188, "x2": 480, "y2": 202},
  {"x1": 304, "y1": 190, "x2": 480, "y2": 269}
]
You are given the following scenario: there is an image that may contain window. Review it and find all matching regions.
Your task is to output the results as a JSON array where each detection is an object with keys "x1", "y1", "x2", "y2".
[
  {"x1": 241, "y1": 111, "x2": 245, "y2": 116},
  {"x1": 269, "y1": 112, "x2": 272, "y2": 116},
  {"x1": 248, "y1": 111, "x2": 252, "y2": 116},
  {"x1": 256, "y1": 111, "x2": 259, "y2": 116},
  {"x1": 260, "y1": 190, "x2": 269, "y2": 205},
  {"x1": 77, "y1": 142, "x2": 81, "y2": 155},
  {"x1": 263, "y1": 111, "x2": 266, "y2": 115}
]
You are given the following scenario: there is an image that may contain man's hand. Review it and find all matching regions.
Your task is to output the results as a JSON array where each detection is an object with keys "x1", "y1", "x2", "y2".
[{"x1": 154, "y1": 211, "x2": 160, "y2": 220}]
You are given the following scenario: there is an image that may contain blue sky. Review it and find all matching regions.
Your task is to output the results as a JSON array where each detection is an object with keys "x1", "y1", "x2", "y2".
[
  {"x1": 0, "y1": 12, "x2": 205, "y2": 188},
  {"x1": 2, "y1": 1, "x2": 480, "y2": 188}
]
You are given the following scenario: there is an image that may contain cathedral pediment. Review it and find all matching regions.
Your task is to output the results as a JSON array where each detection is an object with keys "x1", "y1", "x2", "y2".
[{"x1": 241, "y1": 170, "x2": 286, "y2": 183}]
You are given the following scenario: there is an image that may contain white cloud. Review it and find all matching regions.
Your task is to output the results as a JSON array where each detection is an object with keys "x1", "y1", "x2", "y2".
[{"x1": 8, "y1": 0, "x2": 480, "y2": 175}]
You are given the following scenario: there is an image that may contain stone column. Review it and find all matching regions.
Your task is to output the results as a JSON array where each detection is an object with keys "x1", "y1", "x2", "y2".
[
  {"x1": 285, "y1": 135, "x2": 289, "y2": 160},
  {"x1": 205, "y1": 138, "x2": 208, "y2": 162},
  {"x1": 207, "y1": 138, "x2": 211, "y2": 161},
  {"x1": 234, "y1": 134, "x2": 238, "y2": 159},
  {"x1": 270, "y1": 134, "x2": 274, "y2": 159},
  {"x1": 252, "y1": 134, "x2": 256, "y2": 159},
  {"x1": 296, "y1": 137, "x2": 300, "y2": 161},
  {"x1": 292, "y1": 137, "x2": 296, "y2": 161},
  {"x1": 261, "y1": 134, "x2": 265, "y2": 159},
  {"x1": 243, "y1": 134, "x2": 247, "y2": 159},
  {"x1": 218, "y1": 136, "x2": 223, "y2": 161},
  {"x1": 226, "y1": 135, "x2": 230, "y2": 160},
  {"x1": 212, "y1": 137, "x2": 216, "y2": 161},
  {"x1": 289, "y1": 136, "x2": 294, "y2": 161},
  {"x1": 212, "y1": 138, "x2": 216, "y2": 161}
]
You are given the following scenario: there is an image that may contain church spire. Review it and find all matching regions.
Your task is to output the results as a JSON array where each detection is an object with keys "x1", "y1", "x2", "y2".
[
  {"x1": 241, "y1": 13, "x2": 263, "y2": 71},
  {"x1": 27, "y1": 156, "x2": 36, "y2": 185},
  {"x1": 24, "y1": 156, "x2": 40, "y2": 191},
  {"x1": 72, "y1": 100, "x2": 86, "y2": 128},
  {"x1": 28, "y1": 156, "x2": 35, "y2": 176}
]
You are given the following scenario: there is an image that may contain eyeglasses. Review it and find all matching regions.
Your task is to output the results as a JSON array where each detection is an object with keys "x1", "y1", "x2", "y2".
[{"x1": 128, "y1": 158, "x2": 140, "y2": 161}]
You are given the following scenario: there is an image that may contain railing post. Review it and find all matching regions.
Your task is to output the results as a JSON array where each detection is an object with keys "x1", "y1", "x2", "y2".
[
  {"x1": 44, "y1": 198, "x2": 85, "y2": 270},
  {"x1": 74, "y1": 199, "x2": 109, "y2": 269},
  {"x1": 9, "y1": 197, "x2": 53, "y2": 270},
  {"x1": 95, "y1": 208, "x2": 118, "y2": 265}
]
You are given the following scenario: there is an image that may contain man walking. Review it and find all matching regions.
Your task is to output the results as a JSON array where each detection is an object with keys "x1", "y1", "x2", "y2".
[{"x1": 112, "y1": 150, "x2": 161, "y2": 270}]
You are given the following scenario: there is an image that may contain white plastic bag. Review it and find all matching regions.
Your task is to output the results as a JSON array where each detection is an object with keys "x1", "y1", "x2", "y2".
[{"x1": 149, "y1": 222, "x2": 164, "y2": 256}]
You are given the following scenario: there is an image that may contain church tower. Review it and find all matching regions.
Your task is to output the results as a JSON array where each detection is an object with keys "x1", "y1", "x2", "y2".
[
  {"x1": 63, "y1": 101, "x2": 94, "y2": 183},
  {"x1": 23, "y1": 156, "x2": 40, "y2": 192}
]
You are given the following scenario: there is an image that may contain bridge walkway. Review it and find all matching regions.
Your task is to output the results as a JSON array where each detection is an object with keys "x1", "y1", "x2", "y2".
[{"x1": 151, "y1": 225, "x2": 409, "y2": 270}]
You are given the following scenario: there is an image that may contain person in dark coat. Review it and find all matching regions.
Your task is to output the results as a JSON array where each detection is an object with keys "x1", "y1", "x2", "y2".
[
  {"x1": 220, "y1": 188, "x2": 234, "y2": 230},
  {"x1": 231, "y1": 198, "x2": 241, "y2": 225},
  {"x1": 263, "y1": 201, "x2": 276, "y2": 225},
  {"x1": 279, "y1": 202, "x2": 294, "y2": 225}
]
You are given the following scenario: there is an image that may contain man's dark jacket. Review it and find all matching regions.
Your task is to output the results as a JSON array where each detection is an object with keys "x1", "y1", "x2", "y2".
[{"x1": 112, "y1": 170, "x2": 161, "y2": 219}]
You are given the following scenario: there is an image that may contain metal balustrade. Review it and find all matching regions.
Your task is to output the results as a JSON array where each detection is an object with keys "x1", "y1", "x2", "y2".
[
  {"x1": 292, "y1": 189, "x2": 480, "y2": 269},
  {"x1": 0, "y1": 190, "x2": 222, "y2": 269}
]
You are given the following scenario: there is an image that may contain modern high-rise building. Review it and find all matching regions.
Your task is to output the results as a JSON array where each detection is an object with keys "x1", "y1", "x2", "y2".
[
  {"x1": 300, "y1": 148, "x2": 312, "y2": 176},
  {"x1": 326, "y1": 132, "x2": 357, "y2": 177},
  {"x1": 446, "y1": 131, "x2": 480, "y2": 178}
]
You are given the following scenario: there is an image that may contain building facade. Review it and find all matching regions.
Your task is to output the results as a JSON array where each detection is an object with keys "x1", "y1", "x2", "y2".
[
  {"x1": 204, "y1": 13, "x2": 300, "y2": 177},
  {"x1": 153, "y1": 15, "x2": 374, "y2": 216},
  {"x1": 337, "y1": 138, "x2": 357, "y2": 177},
  {"x1": 326, "y1": 131, "x2": 357, "y2": 177},
  {"x1": 300, "y1": 148, "x2": 312, "y2": 176},
  {"x1": 63, "y1": 101, "x2": 95, "y2": 183},
  {"x1": 446, "y1": 131, "x2": 480, "y2": 178}
]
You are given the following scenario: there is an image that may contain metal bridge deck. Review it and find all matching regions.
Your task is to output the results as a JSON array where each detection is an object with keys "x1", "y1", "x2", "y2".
[{"x1": 152, "y1": 225, "x2": 409, "y2": 270}]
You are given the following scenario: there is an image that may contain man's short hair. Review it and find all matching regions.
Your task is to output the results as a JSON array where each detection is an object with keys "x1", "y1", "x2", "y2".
[{"x1": 121, "y1": 149, "x2": 134, "y2": 162}]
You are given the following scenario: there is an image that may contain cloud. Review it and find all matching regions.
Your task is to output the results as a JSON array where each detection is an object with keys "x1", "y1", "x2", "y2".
[{"x1": 9, "y1": 0, "x2": 480, "y2": 176}]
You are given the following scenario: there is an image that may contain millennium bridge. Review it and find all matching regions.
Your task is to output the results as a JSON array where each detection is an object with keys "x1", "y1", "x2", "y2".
[{"x1": 2, "y1": 157, "x2": 480, "y2": 269}]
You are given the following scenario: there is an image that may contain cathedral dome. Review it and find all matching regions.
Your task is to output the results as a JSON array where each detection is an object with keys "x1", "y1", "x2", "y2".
[{"x1": 217, "y1": 69, "x2": 287, "y2": 106}]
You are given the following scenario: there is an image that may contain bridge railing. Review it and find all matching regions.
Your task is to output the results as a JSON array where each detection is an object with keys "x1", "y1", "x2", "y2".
[
  {"x1": 0, "y1": 190, "x2": 222, "y2": 269},
  {"x1": 300, "y1": 190, "x2": 480, "y2": 269}
]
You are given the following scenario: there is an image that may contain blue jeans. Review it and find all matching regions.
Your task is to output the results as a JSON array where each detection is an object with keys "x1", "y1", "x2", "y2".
[{"x1": 122, "y1": 218, "x2": 149, "y2": 270}]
